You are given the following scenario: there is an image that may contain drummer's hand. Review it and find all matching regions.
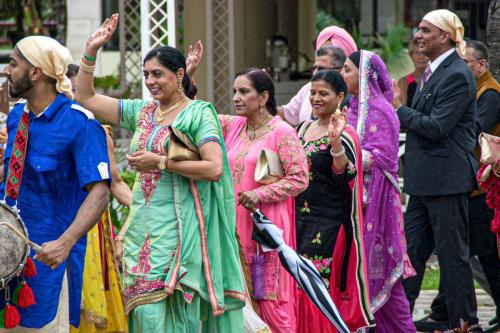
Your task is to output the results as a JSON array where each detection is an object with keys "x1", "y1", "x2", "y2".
[
  {"x1": 34, "y1": 237, "x2": 74, "y2": 270},
  {"x1": 85, "y1": 14, "x2": 119, "y2": 54},
  {"x1": 238, "y1": 191, "x2": 260, "y2": 210},
  {"x1": 127, "y1": 151, "x2": 162, "y2": 171}
]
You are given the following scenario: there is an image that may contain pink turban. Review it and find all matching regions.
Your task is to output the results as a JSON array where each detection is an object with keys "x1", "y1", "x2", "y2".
[{"x1": 315, "y1": 26, "x2": 357, "y2": 56}]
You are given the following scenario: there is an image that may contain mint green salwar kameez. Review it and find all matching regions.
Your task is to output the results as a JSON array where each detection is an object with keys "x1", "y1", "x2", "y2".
[{"x1": 118, "y1": 99, "x2": 245, "y2": 333}]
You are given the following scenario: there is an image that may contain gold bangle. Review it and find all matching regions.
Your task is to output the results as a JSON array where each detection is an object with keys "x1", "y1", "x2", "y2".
[{"x1": 79, "y1": 58, "x2": 96, "y2": 73}]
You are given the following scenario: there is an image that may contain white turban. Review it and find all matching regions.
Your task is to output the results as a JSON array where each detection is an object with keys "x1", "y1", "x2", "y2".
[
  {"x1": 423, "y1": 9, "x2": 465, "y2": 56},
  {"x1": 16, "y1": 36, "x2": 73, "y2": 99}
]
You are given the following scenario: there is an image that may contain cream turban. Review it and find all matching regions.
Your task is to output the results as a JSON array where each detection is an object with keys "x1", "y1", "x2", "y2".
[
  {"x1": 423, "y1": 9, "x2": 465, "y2": 56},
  {"x1": 16, "y1": 36, "x2": 73, "y2": 99}
]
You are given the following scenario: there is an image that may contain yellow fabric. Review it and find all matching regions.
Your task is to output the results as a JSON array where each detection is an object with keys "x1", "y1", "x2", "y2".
[
  {"x1": 16, "y1": 36, "x2": 73, "y2": 99},
  {"x1": 70, "y1": 211, "x2": 127, "y2": 333},
  {"x1": 423, "y1": 9, "x2": 465, "y2": 56}
]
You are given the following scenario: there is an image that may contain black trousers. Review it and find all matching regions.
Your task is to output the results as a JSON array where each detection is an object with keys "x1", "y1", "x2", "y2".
[
  {"x1": 402, "y1": 193, "x2": 478, "y2": 328},
  {"x1": 429, "y1": 194, "x2": 500, "y2": 324}
]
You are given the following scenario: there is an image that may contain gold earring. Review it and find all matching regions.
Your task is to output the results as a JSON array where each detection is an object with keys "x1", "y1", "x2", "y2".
[
  {"x1": 176, "y1": 73, "x2": 183, "y2": 95},
  {"x1": 335, "y1": 98, "x2": 343, "y2": 115}
]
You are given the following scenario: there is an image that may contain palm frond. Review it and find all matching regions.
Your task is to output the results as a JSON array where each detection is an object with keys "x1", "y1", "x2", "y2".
[{"x1": 374, "y1": 25, "x2": 414, "y2": 80}]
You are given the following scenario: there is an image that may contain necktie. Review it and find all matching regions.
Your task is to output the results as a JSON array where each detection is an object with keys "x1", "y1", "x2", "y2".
[
  {"x1": 420, "y1": 65, "x2": 432, "y2": 91},
  {"x1": 6, "y1": 111, "x2": 30, "y2": 200}
]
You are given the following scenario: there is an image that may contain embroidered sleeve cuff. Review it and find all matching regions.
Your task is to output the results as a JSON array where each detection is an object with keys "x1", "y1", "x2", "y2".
[
  {"x1": 117, "y1": 99, "x2": 124, "y2": 126},
  {"x1": 362, "y1": 149, "x2": 373, "y2": 172},
  {"x1": 197, "y1": 136, "x2": 220, "y2": 148},
  {"x1": 332, "y1": 162, "x2": 346, "y2": 175},
  {"x1": 253, "y1": 188, "x2": 264, "y2": 201}
]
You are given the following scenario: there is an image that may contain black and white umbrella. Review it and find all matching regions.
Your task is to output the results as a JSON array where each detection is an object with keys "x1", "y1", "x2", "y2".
[{"x1": 250, "y1": 209, "x2": 350, "y2": 333}]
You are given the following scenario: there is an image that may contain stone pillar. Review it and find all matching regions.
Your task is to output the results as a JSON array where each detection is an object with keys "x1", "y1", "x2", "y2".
[
  {"x1": 66, "y1": 0, "x2": 102, "y2": 63},
  {"x1": 297, "y1": 0, "x2": 316, "y2": 71}
]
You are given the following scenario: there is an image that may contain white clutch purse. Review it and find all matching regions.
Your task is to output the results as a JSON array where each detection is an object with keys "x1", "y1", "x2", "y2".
[
  {"x1": 254, "y1": 149, "x2": 284, "y2": 184},
  {"x1": 479, "y1": 132, "x2": 500, "y2": 165}
]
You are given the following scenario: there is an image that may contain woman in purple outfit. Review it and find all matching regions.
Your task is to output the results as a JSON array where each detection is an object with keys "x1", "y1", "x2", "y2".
[{"x1": 342, "y1": 50, "x2": 416, "y2": 333}]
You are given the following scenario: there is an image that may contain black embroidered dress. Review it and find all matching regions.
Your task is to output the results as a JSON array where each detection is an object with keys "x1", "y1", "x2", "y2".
[{"x1": 295, "y1": 121, "x2": 356, "y2": 287}]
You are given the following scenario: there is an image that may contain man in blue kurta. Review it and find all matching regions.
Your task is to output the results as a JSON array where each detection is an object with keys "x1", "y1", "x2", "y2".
[{"x1": 0, "y1": 36, "x2": 110, "y2": 331}]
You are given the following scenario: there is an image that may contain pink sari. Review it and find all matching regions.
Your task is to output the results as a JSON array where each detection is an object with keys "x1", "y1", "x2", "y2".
[{"x1": 220, "y1": 115, "x2": 309, "y2": 333}]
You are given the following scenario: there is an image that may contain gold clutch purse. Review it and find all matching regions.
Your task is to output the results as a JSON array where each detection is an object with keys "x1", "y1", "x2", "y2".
[
  {"x1": 254, "y1": 149, "x2": 284, "y2": 184},
  {"x1": 168, "y1": 127, "x2": 201, "y2": 161}
]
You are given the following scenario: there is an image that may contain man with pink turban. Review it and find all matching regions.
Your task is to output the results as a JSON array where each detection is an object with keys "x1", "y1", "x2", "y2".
[{"x1": 277, "y1": 26, "x2": 357, "y2": 126}]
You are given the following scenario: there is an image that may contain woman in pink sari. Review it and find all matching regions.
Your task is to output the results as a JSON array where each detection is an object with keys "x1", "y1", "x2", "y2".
[
  {"x1": 343, "y1": 50, "x2": 416, "y2": 332},
  {"x1": 219, "y1": 68, "x2": 309, "y2": 333}
]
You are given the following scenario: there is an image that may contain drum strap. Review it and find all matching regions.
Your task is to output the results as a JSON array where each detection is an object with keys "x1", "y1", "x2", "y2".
[{"x1": 6, "y1": 111, "x2": 30, "y2": 200}]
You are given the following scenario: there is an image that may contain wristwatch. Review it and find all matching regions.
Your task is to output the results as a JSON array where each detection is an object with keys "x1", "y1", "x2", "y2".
[{"x1": 157, "y1": 155, "x2": 167, "y2": 170}]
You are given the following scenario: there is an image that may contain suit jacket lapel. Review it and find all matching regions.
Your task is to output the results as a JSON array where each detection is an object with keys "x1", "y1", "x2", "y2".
[
  {"x1": 411, "y1": 52, "x2": 458, "y2": 108},
  {"x1": 411, "y1": 80, "x2": 425, "y2": 108}
]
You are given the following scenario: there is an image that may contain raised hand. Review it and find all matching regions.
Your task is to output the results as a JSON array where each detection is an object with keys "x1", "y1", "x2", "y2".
[
  {"x1": 391, "y1": 79, "x2": 403, "y2": 110},
  {"x1": 186, "y1": 40, "x2": 204, "y2": 78},
  {"x1": 85, "y1": 14, "x2": 119, "y2": 55},
  {"x1": 328, "y1": 106, "x2": 347, "y2": 145}
]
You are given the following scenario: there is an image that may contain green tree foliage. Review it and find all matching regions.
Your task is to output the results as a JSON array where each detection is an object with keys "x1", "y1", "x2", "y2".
[
  {"x1": 374, "y1": 25, "x2": 414, "y2": 80},
  {"x1": 316, "y1": 9, "x2": 342, "y2": 35}
]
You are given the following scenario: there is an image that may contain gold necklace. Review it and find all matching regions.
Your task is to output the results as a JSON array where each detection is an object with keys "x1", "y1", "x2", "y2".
[
  {"x1": 247, "y1": 117, "x2": 270, "y2": 140},
  {"x1": 156, "y1": 99, "x2": 184, "y2": 123}
]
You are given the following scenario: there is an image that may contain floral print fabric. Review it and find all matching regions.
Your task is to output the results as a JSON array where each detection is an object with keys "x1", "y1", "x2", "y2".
[{"x1": 295, "y1": 120, "x2": 356, "y2": 288}]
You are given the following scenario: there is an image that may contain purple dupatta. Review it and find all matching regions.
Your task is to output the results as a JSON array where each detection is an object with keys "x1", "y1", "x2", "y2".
[{"x1": 347, "y1": 50, "x2": 415, "y2": 312}]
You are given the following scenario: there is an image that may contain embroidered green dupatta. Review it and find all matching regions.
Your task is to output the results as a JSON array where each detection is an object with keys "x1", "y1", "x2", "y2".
[{"x1": 168, "y1": 100, "x2": 245, "y2": 314}]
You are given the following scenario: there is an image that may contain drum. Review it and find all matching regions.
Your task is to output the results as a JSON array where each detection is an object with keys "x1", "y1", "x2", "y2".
[{"x1": 0, "y1": 201, "x2": 30, "y2": 288}]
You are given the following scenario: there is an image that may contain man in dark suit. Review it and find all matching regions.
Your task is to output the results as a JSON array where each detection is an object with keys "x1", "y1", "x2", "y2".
[
  {"x1": 415, "y1": 39, "x2": 500, "y2": 333},
  {"x1": 392, "y1": 9, "x2": 479, "y2": 331}
]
